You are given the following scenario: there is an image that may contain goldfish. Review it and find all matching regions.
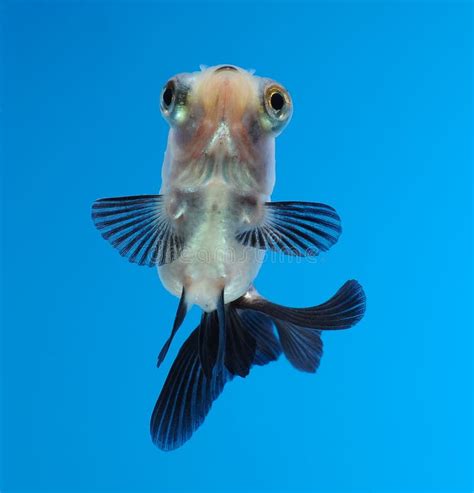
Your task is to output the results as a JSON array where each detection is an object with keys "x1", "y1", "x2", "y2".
[{"x1": 91, "y1": 64, "x2": 366, "y2": 451}]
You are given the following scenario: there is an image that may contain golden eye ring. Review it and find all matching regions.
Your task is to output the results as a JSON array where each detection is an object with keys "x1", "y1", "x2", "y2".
[{"x1": 264, "y1": 85, "x2": 291, "y2": 119}]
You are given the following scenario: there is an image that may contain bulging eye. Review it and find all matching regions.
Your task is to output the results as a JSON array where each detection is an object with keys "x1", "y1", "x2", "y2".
[
  {"x1": 160, "y1": 78, "x2": 189, "y2": 126},
  {"x1": 161, "y1": 80, "x2": 176, "y2": 112},
  {"x1": 269, "y1": 91, "x2": 285, "y2": 111},
  {"x1": 264, "y1": 85, "x2": 290, "y2": 116},
  {"x1": 262, "y1": 83, "x2": 292, "y2": 133}
]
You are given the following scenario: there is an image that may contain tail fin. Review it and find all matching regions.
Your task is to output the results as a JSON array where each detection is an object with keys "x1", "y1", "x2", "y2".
[
  {"x1": 151, "y1": 280, "x2": 366, "y2": 450},
  {"x1": 274, "y1": 321, "x2": 323, "y2": 373},
  {"x1": 150, "y1": 303, "x2": 280, "y2": 451},
  {"x1": 233, "y1": 280, "x2": 366, "y2": 330},
  {"x1": 232, "y1": 280, "x2": 365, "y2": 373},
  {"x1": 225, "y1": 306, "x2": 281, "y2": 377},
  {"x1": 150, "y1": 327, "x2": 231, "y2": 451}
]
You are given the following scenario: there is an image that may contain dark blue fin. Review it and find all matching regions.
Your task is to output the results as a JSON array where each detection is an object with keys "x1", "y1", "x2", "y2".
[
  {"x1": 216, "y1": 291, "x2": 226, "y2": 368},
  {"x1": 151, "y1": 300, "x2": 283, "y2": 451},
  {"x1": 234, "y1": 280, "x2": 366, "y2": 330},
  {"x1": 197, "y1": 311, "x2": 219, "y2": 378},
  {"x1": 91, "y1": 195, "x2": 183, "y2": 266},
  {"x1": 274, "y1": 321, "x2": 323, "y2": 373},
  {"x1": 197, "y1": 292, "x2": 227, "y2": 378},
  {"x1": 157, "y1": 288, "x2": 188, "y2": 368},
  {"x1": 236, "y1": 201, "x2": 341, "y2": 257},
  {"x1": 224, "y1": 306, "x2": 257, "y2": 377},
  {"x1": 150, "y1": 328, "x2": 232, "y2": 451},
  {"x1": 237, "y1": 309, "x2": 281, "y2": 366}
]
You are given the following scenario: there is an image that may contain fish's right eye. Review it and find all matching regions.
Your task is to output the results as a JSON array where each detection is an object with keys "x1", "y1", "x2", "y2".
[
  {"x1": 161, "y1": 80, "x2": 176, "y2": 111},
  {"x1": 160, "y1": 75, "x2": 192, "y2": 127},
  {"x1": 160, "y1": 78, "x2": 190, "y2": 126}
]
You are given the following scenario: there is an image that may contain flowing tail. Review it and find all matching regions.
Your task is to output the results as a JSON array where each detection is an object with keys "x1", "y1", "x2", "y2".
[{"x1": 150, "y1": 280, "x2": 366, "y2": 451}]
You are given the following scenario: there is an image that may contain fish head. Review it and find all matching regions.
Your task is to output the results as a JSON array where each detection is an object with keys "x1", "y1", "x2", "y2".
[{"x1": 159, "y1": 65, "x2": 292, "y2": 194}]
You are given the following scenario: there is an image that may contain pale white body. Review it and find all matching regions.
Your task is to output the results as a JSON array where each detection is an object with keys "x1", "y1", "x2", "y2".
[
  {"x1": 158, "y1": 180, "x2": 266, "y2": 311},
  {"x1": 155, "y1": 65, "x2": 289, "y2": 312}
]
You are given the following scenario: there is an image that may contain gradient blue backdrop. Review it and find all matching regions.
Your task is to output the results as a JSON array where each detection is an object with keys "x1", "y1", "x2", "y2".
[{"x1": 2, "y1": 1, "x2": 472, "y2": 491}]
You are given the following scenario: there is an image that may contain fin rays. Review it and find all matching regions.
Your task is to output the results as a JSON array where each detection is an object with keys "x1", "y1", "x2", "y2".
[
  {"x1": 234, "y1": 280, "x2": 366, "y2": 330},
  {"x1": 151, "y1": 280, "x2": 366, "y2": 451},
  {"x1": 150, "y1": 328, "x2": 231, "y2": 451},
  {"x1": 91, "y1": 194, "x2": 184, "y2": 266},
  {"x1": 236, "y1": 201, "x2": 342, "y2": 257},
  {"x1": 274, "y1": 322, "x2": 323, "y2": 373}
]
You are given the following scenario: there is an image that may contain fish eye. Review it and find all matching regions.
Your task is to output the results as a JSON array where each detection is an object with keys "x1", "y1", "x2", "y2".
[
  {"x1": 160, "y1": 78, "x2": 189, "y2": 126},
  {"x1": 161, "y1": 80, "x2": 176, "y2": 112},
  {"x1": 264, "y1": 86, "x2": 290, "y2": 116},
  {"x1": 262, "y1": 84, "x2": 292, "y2": 133},
  {"x1": 270, "y1": 91, "x2": 285, "y2": 111}
]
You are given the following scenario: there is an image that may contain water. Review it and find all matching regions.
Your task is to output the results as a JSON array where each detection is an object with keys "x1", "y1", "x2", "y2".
[{"x1": 2, "y1": 2, "x2": 472, "y2": 491}]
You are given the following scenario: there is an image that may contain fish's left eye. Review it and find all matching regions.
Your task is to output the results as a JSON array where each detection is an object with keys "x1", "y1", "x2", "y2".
[
  {"x1": 269, "y1": 91, "x2": 285, "y2": 111},
  {"x1": 262, "y1": 83, "x2": 292, "y2": 134},
  {"x1": 265, "y1": 86, "x2": 290, "y2": 116}
]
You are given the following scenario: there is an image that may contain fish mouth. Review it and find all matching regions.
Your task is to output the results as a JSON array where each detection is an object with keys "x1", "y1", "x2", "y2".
[{"x1": 214, "y1": 65, "x2": 239, "y2": 73}]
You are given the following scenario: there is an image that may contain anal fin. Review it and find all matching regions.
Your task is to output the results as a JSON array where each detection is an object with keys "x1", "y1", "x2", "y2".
[{"x1": 197, "y1": 291, "x2": 227, "y2": 378}]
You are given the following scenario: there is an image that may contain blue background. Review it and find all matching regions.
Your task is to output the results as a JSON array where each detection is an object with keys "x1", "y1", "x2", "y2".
[{"x1": 2, "y1": 1, "x2": 472, "y2": 491}]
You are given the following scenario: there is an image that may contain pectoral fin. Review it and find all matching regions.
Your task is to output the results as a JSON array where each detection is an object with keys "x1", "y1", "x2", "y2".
[
  {"x1": 91, "y1": 194, "x2": 183, "y2": 266},
  {"x1": 236, "y1": 201, "x2": 342, "y2": 257}
]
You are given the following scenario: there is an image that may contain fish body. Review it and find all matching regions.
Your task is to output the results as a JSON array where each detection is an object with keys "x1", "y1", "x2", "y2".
[
  {"x1": 92, "y1": 65, "x2": 366, "y2": 451},
  {"x1": 158, "y1": 66, "x2": 280, "y2": 310},
  {"x1": 158, "y1": 183, "x2": 266, "y2": 311}
]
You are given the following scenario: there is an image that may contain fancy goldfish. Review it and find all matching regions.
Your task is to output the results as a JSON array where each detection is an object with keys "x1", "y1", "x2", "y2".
[{"x1": 92, "y1": 64, "x2": 366, "y2": 451}]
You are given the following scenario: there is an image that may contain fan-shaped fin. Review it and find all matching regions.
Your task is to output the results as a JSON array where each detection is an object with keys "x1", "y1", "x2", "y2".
[{"x1": 91, "y1": 195, "x2": 183, "y2": 266}]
